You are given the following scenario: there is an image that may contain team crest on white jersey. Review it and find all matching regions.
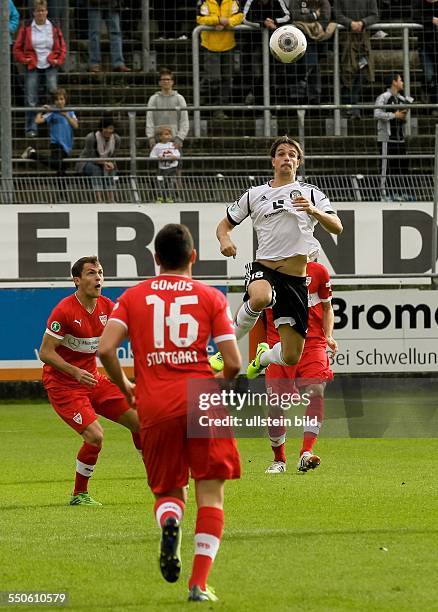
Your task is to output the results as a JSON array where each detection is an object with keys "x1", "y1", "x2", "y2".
[
  {"x1": 99, "y1": 315, "x2": 108, "y2": 326},
  {"x1": 73, "y1": 412, "x2": 83, "y2": 425},
  {"x1": 290, "y1": 190, "x2": 302, "y2": 199}
]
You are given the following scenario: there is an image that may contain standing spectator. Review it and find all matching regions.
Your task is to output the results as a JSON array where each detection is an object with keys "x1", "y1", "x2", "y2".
[
  {"x1": 146, "y1": 68, "x2": 190, "y2": 152},
  {"x1": 196, "y1": 0, "x2": 243, "y2": 120},
  {"x1": 333, "y1": 0, "x2": 378, "y2": 118},
  {"x1": 21, "y1": 88, "x2": 78, "y2": 179},
  {"x1": 8, "y1": 1, "x2": 21, "y2": 105},
  {"x1": 289, "y1": 0, "x2": 333, "y2": 104},
  {"x1": 76, "y1": 114, "x2": 121, "y2": 203},
  {"x1": 243, "y1": 0, "x2": 291, "y2": 104},
  {"x1": 13, "y1": 0, "x2": 66, "y2": 138},
  {"x1": 415, "y1": 0, "x2": 438, "y2": 112},
  {"x1": 88, "y1": 0, "x2": 130, "y2": 73},
  {"x1": 149, "y1": 125, "x2": 181, "y2": 203},
  {"x1": 374, "y1": 72, "x2": 411, "y2": 201}
]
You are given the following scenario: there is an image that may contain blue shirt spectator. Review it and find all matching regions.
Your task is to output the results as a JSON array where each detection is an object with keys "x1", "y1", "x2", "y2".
[{"x1": 9, "y1": 0, "x2": 20, "y2": 44}]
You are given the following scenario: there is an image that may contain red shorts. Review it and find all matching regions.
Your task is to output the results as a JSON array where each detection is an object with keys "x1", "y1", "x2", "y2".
[
  {"x1": 46, "y1": 373, "x2": 130, "y2": 433},
  {"x1": 140, "y1": 414, "x2": 241, "y2": 495},
  {"x1": 266, "y1": 342, "x2": 333, "y2": 392}
]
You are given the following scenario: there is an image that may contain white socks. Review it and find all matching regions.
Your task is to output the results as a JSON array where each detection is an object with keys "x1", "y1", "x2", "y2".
[
  {"x1": 233, "y1": 302, "x2": 261, "y2": 340},
  {"x1": 260, "y1": 342, "x2": 288, "y2": 367}
]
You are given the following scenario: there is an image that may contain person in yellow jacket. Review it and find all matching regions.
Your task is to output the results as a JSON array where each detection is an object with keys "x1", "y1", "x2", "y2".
[{"x1": 196, "y1": 0, "x2": 243, "y2": 119}]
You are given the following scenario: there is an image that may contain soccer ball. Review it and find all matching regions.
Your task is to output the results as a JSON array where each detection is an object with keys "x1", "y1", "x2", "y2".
[{"x1": 269, "y1": 25, "x2": 307, "y2": 64}]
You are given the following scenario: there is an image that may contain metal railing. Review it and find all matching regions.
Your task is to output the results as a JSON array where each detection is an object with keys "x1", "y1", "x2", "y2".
[
  {"x1": 192, "y1": 22, "x2": 423, "y2": 138},
  {"x1": 0, "y1": 173, "x2": 434, "y2": 205}
]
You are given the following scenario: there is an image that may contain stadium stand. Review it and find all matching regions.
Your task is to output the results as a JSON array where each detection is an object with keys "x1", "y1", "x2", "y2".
[{"x1": 2, "y1": 1, "x2": 437, "y2": 202}]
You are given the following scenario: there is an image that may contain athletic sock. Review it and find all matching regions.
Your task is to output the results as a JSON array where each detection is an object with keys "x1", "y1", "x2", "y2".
[
  {"x1": 234, "y1": 302, "x2": 261, "y2": 340},
  {"x1": 300, "y1": 395, "x2": 324, "y2": 455},
  {"x1": 260, "y1": 342, "x2": 288, "y2": 367},
  {"x1": 154, "y1": 496, "x2": 185, "y2": 528},
  {"x1": 189, "y1": 506, "x2": 224, "y2": 591},
  {"x1": 268, "y1": 426, "x2": 286, "y2": 462},
  {"x1": 74, "y1": 442, "x2": 101, "y2": 495}
]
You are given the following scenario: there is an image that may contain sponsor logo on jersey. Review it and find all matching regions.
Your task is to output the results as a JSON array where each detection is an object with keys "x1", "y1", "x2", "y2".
[
  {"x1": 67, "y1": 337, "x2": 81, "y2": 349},
  {"x1": 261, "y1": 194, "x2": 268, "y2": 201},
  {"x1": 73, "y1": 412, "x2": 83, "y2": 425},
  {"x1": 99, "y1": 315, "x2": 108, "y2": 326},
  {"x1": 74, "y1": 319, "x2": 82, "y2": 326},
  {"x1": 50, "y1": 321, "x2": 61, "y2": 333},
  {"x1": 290, "y1": 190, "x2": 302, "y2": 199}
]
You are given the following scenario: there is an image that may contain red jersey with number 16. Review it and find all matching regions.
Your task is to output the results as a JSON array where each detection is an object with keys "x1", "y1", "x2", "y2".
[
  {"x1": 109, "y1": 275, "x2": 235, "y2": 428},
  {"x1": 42, "y1": 293, "x2": 114, "y2": 389}
]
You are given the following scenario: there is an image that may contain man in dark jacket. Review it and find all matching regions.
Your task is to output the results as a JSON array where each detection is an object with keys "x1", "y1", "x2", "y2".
[
  {"x1": 333, "y1": 0, "x2": 378, "y2": 117},
  {"x1": 88, "y1": 0, "x2": 130, "y2": 72}
]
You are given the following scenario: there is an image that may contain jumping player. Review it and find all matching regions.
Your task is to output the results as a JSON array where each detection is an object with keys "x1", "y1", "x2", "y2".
[
  {"x1": 264, "y1": 260, "x2": 337, "y2": 473},
  {"x1": 98, "y1": 224, "x2": 241, "y2": 603},
  {"x1": 39, "y1": 256, "x2": 141, "y2": 506},
  {"x1": 213, "y1": 135, "x2": 342, "y2": 378}
]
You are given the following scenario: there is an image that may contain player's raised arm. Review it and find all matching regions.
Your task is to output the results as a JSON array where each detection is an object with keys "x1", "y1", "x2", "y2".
[
  {"x1": 98, "y1": 319, "x2": 136, "y2": 406},
  {"x1": 39, "y1": 333, "x2": 97, "y2": 387}
]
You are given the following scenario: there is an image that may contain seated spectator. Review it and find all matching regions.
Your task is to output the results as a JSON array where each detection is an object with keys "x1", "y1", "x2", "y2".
[
  {"x1": 196, "y1": 0, "x2": 243, "y2": 120},
  {"x1": 76, "y1": 114, "x2": 121, "y2": 203},
  {"x1": 415, "y1": 0, "x2": 438, "y2": 112},
  {"x1": 21, "y1": 88, "x2": 78, "y2": 178},
  {"x1": 146, "y1": 68, "x2": 189, "y2": 152},
  {"x1": 333, "y1": 0, "x2": 378, "y2": 118},
  {"x1": 88, "y1": 0, "x2": 130, "y2": 73},
  {"x1": 290, "y1": 0, "x2": 334, "y2": 104},
  {"x1": 149, "y1": 125, "x2": 181, "y2": 203},
  {"x1": 13, "y1": 0, "x2": 66, "y2": 138},
  {"x1": 374, "y1": 72, "x2": 413, "y2": 201}
]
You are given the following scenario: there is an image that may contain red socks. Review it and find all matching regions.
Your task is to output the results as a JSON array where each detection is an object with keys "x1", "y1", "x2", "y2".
[
  {"x1": 74, "y1": 442, "x2": 101, "y2": 495},
  {"x1": 189, "y1": 507, "x2": 224, "y2": 591},
  {"x1": 273, "y1": 443, "x2": 286, "y2": 463},
  {"x1": 300, "y1": 395, "x2": 324, "y2": 455},
  {"x1": 154, "y1": 496, "x2": 185, "y2": 528}
]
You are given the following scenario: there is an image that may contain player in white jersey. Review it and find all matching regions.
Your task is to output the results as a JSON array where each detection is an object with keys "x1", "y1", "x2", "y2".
[{"x1": 214, "y1": 136, "x2": 343, "y2": 378}]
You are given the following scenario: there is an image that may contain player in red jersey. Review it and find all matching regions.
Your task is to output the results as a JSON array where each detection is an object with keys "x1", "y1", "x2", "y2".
[
  {"x1": 39, "y1": 256, "x2": 141, "y2": 506},
  {"x1": 264, "y1": 261, "x2": 338, "y2": 473},
  {"x1": 99, "y1": 224, "x2": 241, "y2": 603}
]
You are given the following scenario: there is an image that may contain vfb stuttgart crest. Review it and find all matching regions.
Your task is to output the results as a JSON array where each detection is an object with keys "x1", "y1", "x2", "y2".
[
  {"x1": 99, "y1": 315, "x2": 108, "y2": 326},
  {"x1": 306, "y1": 276, "x2": 312, "y2": 287}
]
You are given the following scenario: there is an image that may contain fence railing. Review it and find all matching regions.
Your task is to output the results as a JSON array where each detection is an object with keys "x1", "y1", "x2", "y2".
[{"x1": 0, "y1": 173, "x2": 434, "y2": 205}]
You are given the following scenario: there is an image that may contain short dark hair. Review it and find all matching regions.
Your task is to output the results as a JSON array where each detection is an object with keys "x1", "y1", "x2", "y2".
[
  {"x1": 159, "y1": 67, "x2": 174, "y2": 80},
  {"x1": 154, "y1": 224, "x2": 194, "y2": 270},
  {"x1": 53, "y1": 88, "x2": 67, "y2": 103},
  {"x1": 270, "y1": 136, "x2": 304, "y2": 160},
  {"x1": 71, "y1": 256, "x2": 100, "y2": 286},
  {"x1": 99, "y1": 113, "x2": 115, "y2": 131},
  {"x1": 385, "y1": 72, "x2": 402, "y2": 88}
]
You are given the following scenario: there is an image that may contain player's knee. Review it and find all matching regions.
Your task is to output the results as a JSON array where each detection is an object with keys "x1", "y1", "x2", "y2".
[
  {"x1": 249, "y1": 294, "x2": 271, "y2": 312},
  {"x1": 281, "y1": 348, "x2": 302, "y2": 366},
  {"x1": 83, "y1": 427, "x2": 104, "y2": 446}
]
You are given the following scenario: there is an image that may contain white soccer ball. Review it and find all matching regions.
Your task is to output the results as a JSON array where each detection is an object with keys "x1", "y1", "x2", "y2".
[{"x1": 269, "y1": 25, "x2": 307, "y2": 64}]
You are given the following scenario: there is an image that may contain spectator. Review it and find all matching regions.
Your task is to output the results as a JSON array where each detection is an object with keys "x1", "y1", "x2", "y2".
[
  {"x1": 415, "y1": 0, "x2": 438, "y2": 112},
  {"x1": 8, "y1": 1, "x2": 21, "y2": 105},
  {"x1": 76, "y1": 114, "x2": 121, "y2": 203},
  {"x1": 146, "y1": 68, "x2": 189, "y2": 151},
  {"x1": 88, "y1": 0, "x2": 130, "y2": 73},
  {"x1": 196, "y1": 0, "x2": 243, "y2": 120},
  {"x1": 9, "y1": 0, "x2": 20, "y2": 44},
  {"x1": 21, "y1": 88, "x2": 78, "y2": 178},
  {"x1": 374, "y1": 72, "x2": 412, "y2": 201},
  {"x1": 289, "y1": 0, "x2": 334, "y2": 104},
  {"x1": 13, "y1": 0, "x2": 67, "y2": 138},
  {"x1": 149, "y1": 125, "x2": 181, "y2": 203},
  {"x1": 243, "y1": 0, "x2": 291, "y2": 105},
  {"x1": 26, "y1": 0, "x2": 68, "y2": 26},
  {"x1": 333, "y1": 0, "x2": 378, "y2": 118}
]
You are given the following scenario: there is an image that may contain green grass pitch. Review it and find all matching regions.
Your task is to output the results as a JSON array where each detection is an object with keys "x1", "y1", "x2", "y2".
[{"x1": 1, "y1": 402, "x2": 437, "y2": 611}]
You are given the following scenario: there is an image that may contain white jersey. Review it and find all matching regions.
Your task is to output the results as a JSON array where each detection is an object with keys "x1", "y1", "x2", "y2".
[{"x1": 227, "y1": 180, "x2": 335, "y2": 261}]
